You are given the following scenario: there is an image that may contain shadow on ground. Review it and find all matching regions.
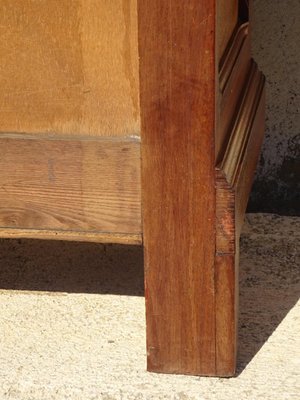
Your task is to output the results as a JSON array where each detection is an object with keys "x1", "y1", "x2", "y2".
[
  {"x1": 0, "y1": 239, "x2": 144, "y2": 296},
  {"x1": 0, "y1": 216, "x2": 299, "y2": 375},
  {"x1": 237, "y1": 216, "x2": 300, "y2": 374}
]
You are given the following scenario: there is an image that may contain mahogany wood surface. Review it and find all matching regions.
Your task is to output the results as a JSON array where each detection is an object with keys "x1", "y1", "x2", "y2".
[{"x1": 138, "y1": 1, "x2": 217, "y2": 375}]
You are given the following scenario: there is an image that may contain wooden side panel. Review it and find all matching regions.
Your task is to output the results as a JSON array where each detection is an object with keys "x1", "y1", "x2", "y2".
[
  {"x1": 217, "y1": 24, "x2": 251, "y2": 160},
  {"x1": 0, "y1": 0, "x2": 140, "y2": 137},
  {"x1": 217, "y1": 63, "x2": 265, "y2": 185},
  {"x1": 0, "y1": 136, "x2": 141, "y2": 239},
  {"x1": 216, "y1": 62, "x2": 265, "y2": 250},
  {"x1": 138, "y1": 1, "x2": 216, "y2": 375},
  {"x1": 215, "y1": 60, "x2": 265, "y2": 376},
  {"x1": 217, "y1": 0, "x2": 239, "y2": 61}
]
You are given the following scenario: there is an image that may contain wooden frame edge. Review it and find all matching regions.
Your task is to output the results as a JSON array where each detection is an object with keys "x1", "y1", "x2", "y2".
[{"x1": 0, "y1": 228, "x2": 142, "y2": 245}]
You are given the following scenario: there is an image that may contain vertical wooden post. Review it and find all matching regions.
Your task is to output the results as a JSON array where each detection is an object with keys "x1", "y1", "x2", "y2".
[{"x1": 138, "y1": 1, "x2": 217, "y2": 375}]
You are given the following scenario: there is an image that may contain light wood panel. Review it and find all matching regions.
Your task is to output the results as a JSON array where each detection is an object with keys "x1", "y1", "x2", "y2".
[
  {"x1": 138, "y1": 1, "x2": 216, "y2": 375},
  {"x1": 0, "y1": 136, "x2": 141, "y2": 237},
  {"x1": 0, "y1": 0, "x2": 140, "y2": 137}
]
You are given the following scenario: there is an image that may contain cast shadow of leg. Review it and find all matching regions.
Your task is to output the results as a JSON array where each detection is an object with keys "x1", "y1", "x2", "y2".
[{"x1": 237, "y1": 215, "x2": 300, "y2": 374}]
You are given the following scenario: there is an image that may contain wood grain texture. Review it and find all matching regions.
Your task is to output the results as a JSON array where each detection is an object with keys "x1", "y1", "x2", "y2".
[
  {"x1": 215, "y1": 253, "x2": 238, "y2": 376},
  {"x1": 0, "y1": 136, "x2": 141, "y2": 238},
  {"x1": 138, "y1": 0, "x2": 216, "y2": 375},
  {"x1": 217, "y1": 0, "x2": 239, "y2": 61},
  {"x1": 0, "y1": 0, "x2": 140, "y2": 137},
  {"x1": 0, "y1": 0, "x2": 265, "y2": 378}
]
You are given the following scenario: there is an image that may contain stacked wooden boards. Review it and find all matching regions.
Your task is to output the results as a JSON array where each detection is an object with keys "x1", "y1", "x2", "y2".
[{"x1": 0, "y1": 0, "x2": 265, "y2": 376}]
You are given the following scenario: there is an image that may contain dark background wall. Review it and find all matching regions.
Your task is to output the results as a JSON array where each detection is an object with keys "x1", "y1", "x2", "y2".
[{"x1": 248, "y1": 0, "x2": 300, "y2": 215}]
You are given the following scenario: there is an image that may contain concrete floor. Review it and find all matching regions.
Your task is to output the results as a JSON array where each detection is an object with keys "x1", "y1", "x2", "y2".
[{"x1": 0, "y1": 214, "x2": 299, "y2": 399}]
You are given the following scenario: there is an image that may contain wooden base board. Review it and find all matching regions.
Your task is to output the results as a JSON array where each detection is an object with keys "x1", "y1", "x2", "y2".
[{"x1": 0, "y1": 135, "x2": 142, "y2": 244}]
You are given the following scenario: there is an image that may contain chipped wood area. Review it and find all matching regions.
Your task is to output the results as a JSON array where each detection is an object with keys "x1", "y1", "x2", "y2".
[{"x1": 215, "y1": 170, "x2": 235, "y2": 255}]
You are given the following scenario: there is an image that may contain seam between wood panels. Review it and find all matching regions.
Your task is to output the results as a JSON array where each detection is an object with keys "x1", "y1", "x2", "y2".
[{"x1": 0, "y1": 132, "x2": 141, "y2": 142}]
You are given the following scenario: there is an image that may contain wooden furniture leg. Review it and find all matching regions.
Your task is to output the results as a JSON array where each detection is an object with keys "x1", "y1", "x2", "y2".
[
  {"x1": 0, "y1": 0, "x2": 265, "y2": 377},
  {"x1": 138, "y1": 0, "x2": 265, "y2": 376},
  {"x1": 138, "y1": 0, "x2": 217, "y2": 376}
]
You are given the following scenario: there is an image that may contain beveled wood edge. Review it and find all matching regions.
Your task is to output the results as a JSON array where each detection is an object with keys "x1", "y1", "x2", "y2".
[
  {"x1": 216, "y1": 21, "x2": 251, "y2": 160},
  {"x1": 235, "y1": 83, "x2": 266, "y2": 239},
  {"x1": 215, "y1": 54, "x2": 265, "y2": 377},
  {"x1": 0, "y1": 228, "x2": 142, "y2": 245},
  {"x1": 219, "y1": 22, "x2": 249, "y2": 91},
  {"x1": 217, "y1": 62, "x2": 265, "y2": 187},
  {"x1": 216, "y1": 61, "x2": 265, "y2": 254}
]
